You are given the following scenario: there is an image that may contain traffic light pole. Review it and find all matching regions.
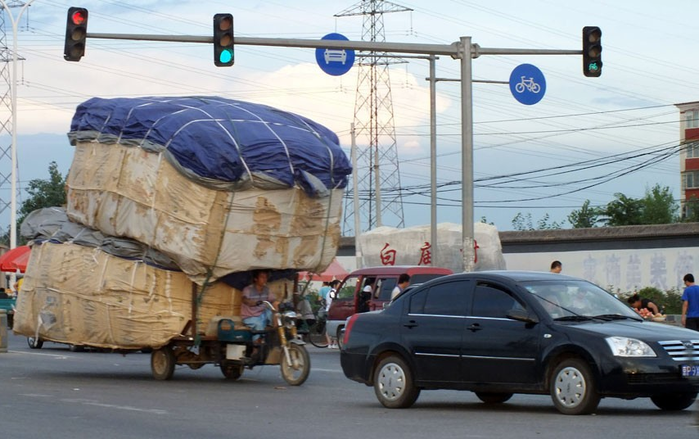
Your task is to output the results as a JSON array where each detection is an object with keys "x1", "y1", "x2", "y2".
[{"x1": 87, "y1": 31, "x2": 582, "y2": 272}]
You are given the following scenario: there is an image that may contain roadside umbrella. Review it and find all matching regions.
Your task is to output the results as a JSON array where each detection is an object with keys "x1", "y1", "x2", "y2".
[
  {"x1": 0, "y1": 245, "x2": 30, "y2": 273},
  {"x1": 298, "y1": 258, "x2": 349, "y2": 282}
]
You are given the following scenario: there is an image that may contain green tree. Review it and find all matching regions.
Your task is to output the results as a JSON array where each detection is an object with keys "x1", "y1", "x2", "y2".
[
  {"x1": 1, "y1": 162, "x2": 67, "y2": 246},
  {"x1": 599, "y1": 192, "x2": 643, "y2": 226},
  {"x1": 512, "y1": 212, "x2": 534, "y2": 231},
  {"x1": 639, "y1": 184, "x2": 678, "y2": 224},
  {"x1": 568, "y1": 199, "x2": 600, "y2": 228},
  {"x1": 512, "y1": 212, "x2": 563, "y2": 231},
  {"x1": 597, "y1": 185, "x2": 678, "y2": 226},
  {"x1": 683, "y1": 195, "x2": 699, "y2": 222}
]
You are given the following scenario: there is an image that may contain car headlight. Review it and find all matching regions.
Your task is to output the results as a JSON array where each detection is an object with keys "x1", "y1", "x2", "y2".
[{"x1": 605, "y1": 336, "x2": 656, "y2": 357}]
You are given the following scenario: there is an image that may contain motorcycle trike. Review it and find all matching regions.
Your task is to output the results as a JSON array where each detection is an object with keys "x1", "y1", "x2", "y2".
[{"x1": 149, "y1": 301, "x2": 311, "y2": 385}]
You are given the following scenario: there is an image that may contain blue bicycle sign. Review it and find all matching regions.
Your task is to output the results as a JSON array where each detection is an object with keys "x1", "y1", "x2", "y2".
[{"x1": 509, "y1": 64, "x2": 546, "y2": 105}]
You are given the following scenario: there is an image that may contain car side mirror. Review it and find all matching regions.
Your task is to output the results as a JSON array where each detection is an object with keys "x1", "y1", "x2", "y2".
[{"x1": 506, "y1": 308, "x2": 539, "y2": 324}]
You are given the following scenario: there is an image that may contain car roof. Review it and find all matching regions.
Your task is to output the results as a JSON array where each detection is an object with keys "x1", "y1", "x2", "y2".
[
  {"x1": 440, "y1": 270, "x2": 582, "y2": 283},
  {"x1": 348, "y1": 266, "x2": 454, "y2": 276}
]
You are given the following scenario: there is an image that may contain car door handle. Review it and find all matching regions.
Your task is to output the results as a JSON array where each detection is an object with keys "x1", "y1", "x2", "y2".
[
  {"x1": 403, "y1": 320, "x2": 419, "y2": 329},
  {"x1": 467, "y1": 323, "x2": 482, "y2": 332}
]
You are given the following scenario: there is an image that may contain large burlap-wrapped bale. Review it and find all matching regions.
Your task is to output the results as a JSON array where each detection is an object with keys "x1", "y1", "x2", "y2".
[
  {"x1": 359, "y1": 222, "x2": 506, "y2": 273},
  {"x1": 65, "y1": 96, "x2": 351, "y2": 284},
  {"x1": 13, "y1": 241, "x2": 290, "y2": 349},
  {"x1": 66, "y1": 142, "x2": 343, "y2": 284}
]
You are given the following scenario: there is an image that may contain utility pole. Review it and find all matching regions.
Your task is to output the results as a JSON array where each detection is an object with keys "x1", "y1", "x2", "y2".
[
  {"x1": 337, "y1": 1, "x2": 411, "y2": 235},
  {"x1": 0, "y1": 0, "x2": 33, "y2": 259}
]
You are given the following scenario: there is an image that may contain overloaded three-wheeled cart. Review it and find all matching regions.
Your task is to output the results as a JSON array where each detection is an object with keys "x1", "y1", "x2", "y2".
[{"x1": 149, "y1": 301, "x2": 311, "y2": 385}]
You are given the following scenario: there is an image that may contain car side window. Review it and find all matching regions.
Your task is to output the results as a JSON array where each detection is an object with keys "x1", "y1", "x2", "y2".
[
  {"x1": 409, "y1": 288, "x2": 427, "y2": 314},
  {"x1": 420, "y1": 281, "x2": 469, "y2": 316},
  {"x1": 472, "y1": 283, "x2": 524, "y2": 318}
]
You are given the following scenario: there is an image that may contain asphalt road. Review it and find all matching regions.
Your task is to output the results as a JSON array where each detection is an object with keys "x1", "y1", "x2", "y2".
[{"x1": 1, "y1": 331, "x2": 697, "y2": 439}]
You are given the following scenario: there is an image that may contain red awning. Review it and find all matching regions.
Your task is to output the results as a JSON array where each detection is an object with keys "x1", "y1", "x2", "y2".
[
  {"x1": 298, "y1": 258, "x2": 349, "y2": 282},
  {"x1": 0, "y1": 245, "x2": 31, "y2": 273}
]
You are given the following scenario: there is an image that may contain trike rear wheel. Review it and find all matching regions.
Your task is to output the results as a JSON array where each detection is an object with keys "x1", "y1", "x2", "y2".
[
  {"x1": 151, "y1": 346, "x2": 176, "y2": 381},
  {"x1": 220, "y1": 361, "x2": 244, "y2": 380},
  {"x1": 27, "y1": 337, "x2": 43, "y2": 349}
]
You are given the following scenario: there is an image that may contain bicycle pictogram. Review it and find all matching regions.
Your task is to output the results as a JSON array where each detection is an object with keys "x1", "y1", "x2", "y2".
[{"x1": 514, "y1": 76, "x2": 541, "y2": 94}]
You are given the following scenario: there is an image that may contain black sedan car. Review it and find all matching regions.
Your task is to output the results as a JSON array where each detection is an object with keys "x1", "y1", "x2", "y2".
[{"x1": 340, "y1": 271, "x2": 699, "y2": 415}]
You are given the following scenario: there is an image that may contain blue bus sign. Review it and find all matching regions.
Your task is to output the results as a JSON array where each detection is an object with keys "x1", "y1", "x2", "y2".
[
  {"x1": 509, "y1": 64, "x2": 546, "y2": 105},
  {"x1": 316, "y1": 33, "x2": 355, "y2": 76}
]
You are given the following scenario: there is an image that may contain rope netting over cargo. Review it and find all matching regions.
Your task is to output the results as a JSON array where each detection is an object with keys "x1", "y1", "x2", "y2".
[{"x1": 68, "y1": 96, "x2": 352, "y2": 197}]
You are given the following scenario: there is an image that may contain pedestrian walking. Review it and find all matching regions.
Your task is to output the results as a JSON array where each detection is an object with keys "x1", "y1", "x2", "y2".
[{"x1": 682, "y1": 273, "x2": 699, "y2": 331}]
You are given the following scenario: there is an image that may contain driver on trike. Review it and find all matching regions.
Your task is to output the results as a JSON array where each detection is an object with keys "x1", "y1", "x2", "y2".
[{"x1": 241, "y1": 270, "x2": 279, "y2": 351}]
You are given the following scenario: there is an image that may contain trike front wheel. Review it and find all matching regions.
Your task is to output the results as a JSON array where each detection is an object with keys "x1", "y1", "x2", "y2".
[{"x1": 281, "y1": 343, "x2": 310, "y2": 386}]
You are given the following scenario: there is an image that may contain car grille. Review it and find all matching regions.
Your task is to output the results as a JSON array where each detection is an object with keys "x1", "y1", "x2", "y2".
[
  {"x1": 627, "y1": 373, "x2": 686, "y2": 384},
  {"x1": 657, "y1": 340, "x2": 699, "y2": 361}
]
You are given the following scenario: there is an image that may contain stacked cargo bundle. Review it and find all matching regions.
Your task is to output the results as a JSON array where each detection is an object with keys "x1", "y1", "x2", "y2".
[
  {"x1": 13, "y1": 97, "x2": 350, "y2": 349},
  {"x1": 65, "y1": 96, "x2": 352, "y2": 284}
]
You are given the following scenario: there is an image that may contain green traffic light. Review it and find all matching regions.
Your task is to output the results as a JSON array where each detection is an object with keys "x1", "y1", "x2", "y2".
[
  {"x1": 588, "y1": 62, "x2": 599, "y2": 72},
  {"x1": 219, "y1": 49, "x2": 233, "y2": 64}
]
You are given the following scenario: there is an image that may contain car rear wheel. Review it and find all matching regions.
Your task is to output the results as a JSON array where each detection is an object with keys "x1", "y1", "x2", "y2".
[
  {"x1": 550, "y1": 358, "x2": 600, "y2": 415},
  {"x1": 650, "y1": 393, "x2": 697, "y2": 411},
  {"x1": 476, "y1": 392, "x2": 513, "y2": 404},
  {"x1": 374, "y1": 355, "x2": 420, "y2": 409}
]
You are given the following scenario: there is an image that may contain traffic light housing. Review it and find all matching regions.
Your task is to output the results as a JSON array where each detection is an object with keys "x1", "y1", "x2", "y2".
[
  {"x1": 64, "y1": 7, "x2": 88, "y2": 62},
  {"x1": 213, "y1": 13, "x2": 234, "y2": 67},
  {"x1": 582, "y1": 26, "x2": 602, "y2": 77}
]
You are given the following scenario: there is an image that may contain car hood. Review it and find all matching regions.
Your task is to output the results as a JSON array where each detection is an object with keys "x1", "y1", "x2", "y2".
[{"x1": 560, "y1": 320, "x2": 699, "y2": 342}]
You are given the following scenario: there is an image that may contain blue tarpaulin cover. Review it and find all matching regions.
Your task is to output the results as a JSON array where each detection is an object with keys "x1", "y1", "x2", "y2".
[{"x1": 68, "y1": 96, "x2": 352, "y2": 196}]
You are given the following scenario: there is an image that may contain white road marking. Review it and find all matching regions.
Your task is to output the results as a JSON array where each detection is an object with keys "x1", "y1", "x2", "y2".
[
  {"x1": 60, "y1": 398, "x2": 168, "y2": 415},
  {"x1": 8, "y1": 350, "x2": 68, "y2": 359},
  {"x1": 312, "y1": 367, "x2": 343, "y2": 373}
]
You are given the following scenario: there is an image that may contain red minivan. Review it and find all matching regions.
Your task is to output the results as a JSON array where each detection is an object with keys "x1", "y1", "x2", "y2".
[{"x1": 326, "y1": 265, "x2": 453, "y2": 346}]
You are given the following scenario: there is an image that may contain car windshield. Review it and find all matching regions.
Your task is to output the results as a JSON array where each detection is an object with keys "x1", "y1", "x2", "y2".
[{"x1": 521, "y1": 280, "x2": 640, "y2": 321}]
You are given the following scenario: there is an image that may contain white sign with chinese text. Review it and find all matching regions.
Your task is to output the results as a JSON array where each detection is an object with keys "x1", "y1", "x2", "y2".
[{"x1": 358, "y1": 222, "x2": 506, "y2": 273}]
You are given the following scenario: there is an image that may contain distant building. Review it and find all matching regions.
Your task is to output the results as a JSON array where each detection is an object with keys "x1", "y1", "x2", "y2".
[{"x1": 675, "y1": 101, "x2": 699, "y2": 218}]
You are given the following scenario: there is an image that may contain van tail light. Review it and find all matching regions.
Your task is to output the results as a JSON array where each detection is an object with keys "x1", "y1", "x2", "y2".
[{"x1": 343, "y1": 314, "x2": 359, "y2": 346}]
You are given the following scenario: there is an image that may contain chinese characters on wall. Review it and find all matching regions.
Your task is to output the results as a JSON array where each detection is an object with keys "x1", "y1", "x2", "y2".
[{"x1": 506, "y1": 248, "x2": 697, "y2": 292}]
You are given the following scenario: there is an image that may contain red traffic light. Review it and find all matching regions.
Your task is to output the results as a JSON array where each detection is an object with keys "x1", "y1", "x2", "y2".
[
  {"x1": 71, "y1": 10, "x2": 86, "y2": 26},
  {"x1": 65, "y1": 7, "x2": 89, "y2": 62}
]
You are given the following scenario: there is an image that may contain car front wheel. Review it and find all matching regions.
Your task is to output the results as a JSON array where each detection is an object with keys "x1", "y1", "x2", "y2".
[
  {"x1": 650, "y1": 393, "x2": 697, "y2": 411},
  {"x1": 550, "y1": 358, "x2": 600, "y2": 415},
  {"x1": 373, "y1": 355, "x2": 420, "y2": 409}
]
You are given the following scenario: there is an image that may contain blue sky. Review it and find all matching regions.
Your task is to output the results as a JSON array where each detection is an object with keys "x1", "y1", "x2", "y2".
[{"x1": 0, "y1": 0, "x2": 695, "y2": 233}]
